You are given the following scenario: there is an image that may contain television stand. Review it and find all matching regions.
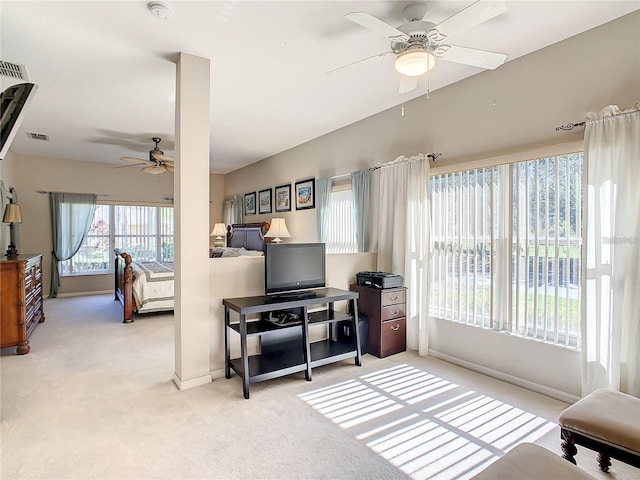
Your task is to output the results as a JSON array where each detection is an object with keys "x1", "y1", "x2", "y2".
[{"x1": 223, "y1": 287, "x2": 361, "y2": 399}]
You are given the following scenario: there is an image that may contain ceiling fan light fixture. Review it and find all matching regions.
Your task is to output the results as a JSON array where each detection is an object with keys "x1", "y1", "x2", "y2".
[
  {"x1": 142, "y1": 164, "x2": 167, "y2": 175},
  {"x1": 395, "y1": 49, "x2": 435, "y2": 77}
]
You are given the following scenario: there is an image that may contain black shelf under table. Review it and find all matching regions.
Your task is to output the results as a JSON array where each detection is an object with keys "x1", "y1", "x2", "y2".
[{"x1": 223, "y1": 288, "x2": 361, "y2": 399}]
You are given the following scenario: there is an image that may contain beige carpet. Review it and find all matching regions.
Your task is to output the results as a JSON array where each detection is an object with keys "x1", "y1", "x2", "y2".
[{"x1": 1, "y1": 294, "x2": 637, "y2": 480}]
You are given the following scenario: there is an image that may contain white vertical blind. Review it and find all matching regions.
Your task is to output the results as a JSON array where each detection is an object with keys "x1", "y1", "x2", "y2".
[
  {"x1": 326, "y1": 189, "x2": 357, "y2": 254},
  {"x1": 430, "y1": 153, "x2": 583, "y2": 347}
]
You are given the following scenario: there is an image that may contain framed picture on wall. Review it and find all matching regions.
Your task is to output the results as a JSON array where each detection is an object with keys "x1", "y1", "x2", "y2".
[
  {"x1": 274, "y1": 184, "x2": 291, "y2": 212},
  {"x1": 244, "y1": 192, "x2": 256, "y2": 215},
  {"x1": 258, "y1": 188, "x2": 272, "y2": 214},
  {"x1": 295, "y1": 178, "x2": 315, "y2": 210}
]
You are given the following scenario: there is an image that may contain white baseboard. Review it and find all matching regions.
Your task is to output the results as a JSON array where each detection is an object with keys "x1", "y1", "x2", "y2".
[
  {"x1": 172, "y1": 373, "x2": 212, "y2": 390},
  {"x1": 50, "y1": 290, "x2": 112, "y2": 299},
  {"x1": 429, "y1": 349, "x2": 579, "y2": 404}
]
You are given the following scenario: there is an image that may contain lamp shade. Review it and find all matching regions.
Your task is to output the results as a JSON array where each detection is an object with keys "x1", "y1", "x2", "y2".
[
  {"x1": 265, "y1": 218, "x2": 291, "y2": 243},
  {"x1": 2, "y1": 203, "x2": 22, "y2": 223},
  {"x1": 395, "y1": 49, "x2": 436, "y2": 77},
  {"x1": 210, "y1": 223, "x2": 227, "y2": 239}
]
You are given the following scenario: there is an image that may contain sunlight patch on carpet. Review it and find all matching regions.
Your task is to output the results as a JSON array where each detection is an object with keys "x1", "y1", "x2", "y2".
[{"x1": 299, "y1": 364, "x2": 556, "y2": 480}]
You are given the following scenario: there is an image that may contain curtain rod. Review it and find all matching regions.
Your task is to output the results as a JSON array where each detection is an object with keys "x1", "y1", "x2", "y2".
[
  {"x1": 36, "y1": 190, "x2": 111, "y2": 197},
  {"x1": 555, "y1": 122, "x2": 586, "y2": 131},
  {"x1": 369, "y1": 152, "x2": 442, "y2": 171},
  {"x1": 556, "y1": 106, "x2": 639, "y2": 131},
  {"x1": 330, "y1": 173, "x2": 351, "y2": 180}
]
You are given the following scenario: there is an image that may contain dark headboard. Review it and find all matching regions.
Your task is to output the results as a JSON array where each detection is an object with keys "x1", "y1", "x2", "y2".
[{"x1": 226, "y1": 222, "x2": 271, "y2": 251}]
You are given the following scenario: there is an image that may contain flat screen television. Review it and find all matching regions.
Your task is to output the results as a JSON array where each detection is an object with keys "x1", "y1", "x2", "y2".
[
  {"x1": 0, "y1": 82, "x2": 38, "y2": 160},
  {"x1": 264, "y1": 243, "x2": 326, "y2": 297}
]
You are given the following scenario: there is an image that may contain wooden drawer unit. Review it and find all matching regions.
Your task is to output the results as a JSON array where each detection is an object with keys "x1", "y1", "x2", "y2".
[
  {"x1": 381, "y1": 317, "x2": 406, "y2": 358},
  {"x1": 349, "y1": 284, "x2": 407, "y2": 358},
  {"x1": 1, "y1": 254, "x2": 45, "y2": 354}
]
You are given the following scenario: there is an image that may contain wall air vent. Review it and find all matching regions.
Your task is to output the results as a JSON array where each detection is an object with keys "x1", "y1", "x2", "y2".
[
  {"x1": 0, "y1": 61, "x2": 30, "y2": 81},
  {"x1": 26, "y1": 132, "x2": 49, "y2": 141}
]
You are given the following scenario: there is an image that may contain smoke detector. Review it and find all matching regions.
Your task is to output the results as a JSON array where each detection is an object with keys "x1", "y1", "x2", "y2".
[{"x1": 148, "y1": 2, "x2": 172, "y2": 20}]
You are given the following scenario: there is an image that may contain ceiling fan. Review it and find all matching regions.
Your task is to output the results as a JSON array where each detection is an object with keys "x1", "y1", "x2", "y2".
[
  {"x1": 332, "y1": 0, "x2": 508, "y2": 93},
  {"x1": 119, "y1": 137, "x2": 174, "y2": 174}
]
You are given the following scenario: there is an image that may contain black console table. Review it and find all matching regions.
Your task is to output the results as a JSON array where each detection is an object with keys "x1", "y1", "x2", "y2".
[{"x1": 223, "y1": 287, "x2": 361, "y2": 399}]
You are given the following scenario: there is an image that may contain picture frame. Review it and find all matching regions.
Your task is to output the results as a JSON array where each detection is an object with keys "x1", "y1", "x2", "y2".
[
  {"x1": 258, "y1": 188, "x2": 272, "y2": 214},
  {"x1": 244, "y1": 192, "x2": 256, "y2": 215},
  {"x1": 295, "y1": 178, "x2": 315, "y2": 210},
  {"x1": 274, "y1": 184, "x2": 291, "y2": 212}
]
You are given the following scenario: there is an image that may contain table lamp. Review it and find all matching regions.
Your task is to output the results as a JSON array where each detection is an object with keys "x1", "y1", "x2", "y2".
[
  {"x1": 210, "y1": 223, "x2": 227, "y2": 247},
  {"x1": 265, "y1": 218, "x2": 291, "y2": 243},
  {"x1": 3, "y1": 203, "x2": 22, "y2": 257}
]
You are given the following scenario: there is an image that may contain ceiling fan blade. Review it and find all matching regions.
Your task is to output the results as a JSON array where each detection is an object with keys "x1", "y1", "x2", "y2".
[
  {"x1": 399, "y1": 75, "x2": 418, "y2": 94},
  {"x1": 151, "y1": 151, "x2": 174, "y2": 162},
  {"x1": 429, "y1": 0, "x2": 508, "y2": 41},
  {"x1": 327, "y1": 51, "x2": 394, "y2": 75},
  {"x1": 113, "y1": 163, "x2": 145, "y2": 170},
  {"x1": 442, "y1": 45, "x2": 506, "y2": 70},
  {"x1": 121, "y1": 156, "x2": 152, "y2": 164},
  {"x1": 165, "y1": 164, "x2": 174, "y2": 173},
  {"x1": 345, "y1": 12, "x2": 409, "y2": 42},
  {"x1": 142, "y1": 165, "x2": 167, "y2": 175}
]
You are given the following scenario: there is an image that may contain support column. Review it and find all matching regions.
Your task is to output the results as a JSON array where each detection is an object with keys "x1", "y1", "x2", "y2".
[{"x1": 173, "y1": 52, "x2": 212, "y2": 390}]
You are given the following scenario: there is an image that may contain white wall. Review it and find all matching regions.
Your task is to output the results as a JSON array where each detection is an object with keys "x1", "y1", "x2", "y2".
[
  {"x1": 428, "y1": 318, "x2": 582, "y2": 401},
  {"x1": 220, "y1": 12, "x2": 640, "y2": 400}
]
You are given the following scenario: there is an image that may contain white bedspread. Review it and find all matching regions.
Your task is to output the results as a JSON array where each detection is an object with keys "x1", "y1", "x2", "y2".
[{"x1": 131, "y1": 261, "x2": 174, "y2": 313}]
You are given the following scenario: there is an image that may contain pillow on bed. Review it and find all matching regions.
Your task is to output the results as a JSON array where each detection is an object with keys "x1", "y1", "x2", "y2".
[
  {"x1": 221, "y1": 247, "x2": 241, "y2": 257},
  {"x1": 238, "y1": 247, "x2": 263, "y2": 257},
  {"x1": 211, "y1": 247, "x2": 225, "y2": 258},
  {"x1": 211, "y1": 247, "x2": 263, "y2": 258}
]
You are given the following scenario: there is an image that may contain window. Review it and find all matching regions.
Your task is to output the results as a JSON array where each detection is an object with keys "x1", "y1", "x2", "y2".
[
  {"x1": 61, "y1": 204, "x2": 174, "y2": 275},
  {"x1": 326, "y1": 188, "x2": 357, "y2": 254},
  {"x1": 429, "y1": 153, "x2": 583, "y2": 348}
]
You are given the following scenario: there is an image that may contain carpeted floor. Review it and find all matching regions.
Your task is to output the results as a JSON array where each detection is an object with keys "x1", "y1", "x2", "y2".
[{"x1": 1, "y1": 294, "x2": 637, "y2": 479}]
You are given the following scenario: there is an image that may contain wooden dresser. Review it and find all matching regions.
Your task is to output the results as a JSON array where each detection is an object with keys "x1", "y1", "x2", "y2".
[
  {"x1": 1, "y1": 254, "x2": 45, "y2": 354},
  {"x1": 349, "y1": 284, "x2": 407, "y2": 358}
]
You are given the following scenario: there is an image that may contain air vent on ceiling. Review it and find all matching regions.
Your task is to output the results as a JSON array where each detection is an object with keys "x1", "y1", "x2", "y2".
[
  {"x1": 26, "y1": 132, "x2": 49, "y2": 141},
  {"x1": 0, "y1": 61, "x2": 30, "y2": 81}
]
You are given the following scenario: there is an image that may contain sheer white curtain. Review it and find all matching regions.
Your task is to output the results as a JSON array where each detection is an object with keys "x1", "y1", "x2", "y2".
[
  {"x1": 377, "y1": 155, "x2": 430, "y2": 355},
  {"x1": 582, "y1": 102, "x2": 640, "y2": 396},
  {"x1": 223, "y1": 197, "x2": 243, "y2": 227}
]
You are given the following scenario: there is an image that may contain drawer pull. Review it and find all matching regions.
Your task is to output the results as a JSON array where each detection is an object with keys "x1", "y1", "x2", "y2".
[
  {"x1": 391, "y1": 324, "x2": 400, "y2": 331},
  {"x1": 391, "y1": 309, "x2": 400, "y2": 316},
  {"x1": 389, "y1": 296, "x2": 399, "y2": 302}
]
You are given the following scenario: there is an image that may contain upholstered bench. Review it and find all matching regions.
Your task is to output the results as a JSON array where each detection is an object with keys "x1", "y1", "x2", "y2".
[
  {"x1": 558, "y1": 388, "x2": 640, "y2": 471},
  {"x1": 471, "y1": 443, "x2": 595, "y2": 479}
]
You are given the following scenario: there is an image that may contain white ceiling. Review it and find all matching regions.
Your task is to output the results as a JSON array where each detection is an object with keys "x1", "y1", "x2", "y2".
[{"x1": 2, "y1": 1, "x2": 638, "y2": 174}]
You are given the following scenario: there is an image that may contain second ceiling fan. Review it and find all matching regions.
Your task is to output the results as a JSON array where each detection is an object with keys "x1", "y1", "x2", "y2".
[
  {"x1": 120, "y1": 137, "x2": 174, "y2": 175},
  {"x1": 333, "y1": 0, "x2": 509, "y2": 93}
]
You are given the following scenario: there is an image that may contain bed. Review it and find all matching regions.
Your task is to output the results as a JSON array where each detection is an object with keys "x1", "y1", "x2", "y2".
[
  {"x1": 114, "y1": 222, "x2": 270, "y2": 323},
  {"x1": 227, "y1": 222, "x2": 270, "y2": 251}
]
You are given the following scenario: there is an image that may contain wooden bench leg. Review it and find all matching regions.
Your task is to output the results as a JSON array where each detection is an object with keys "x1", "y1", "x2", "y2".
[
  {"x1": 598, "y1": 452, "x2": 611, "y2": 472},
  {"x1": 561, "y1": 429, "x2": 578, "y2": 465}
]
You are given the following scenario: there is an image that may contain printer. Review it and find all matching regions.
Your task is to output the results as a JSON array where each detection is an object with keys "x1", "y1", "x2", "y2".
[{"x1": 356, "y1": 271, "x2": 404, "y2": 289}]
